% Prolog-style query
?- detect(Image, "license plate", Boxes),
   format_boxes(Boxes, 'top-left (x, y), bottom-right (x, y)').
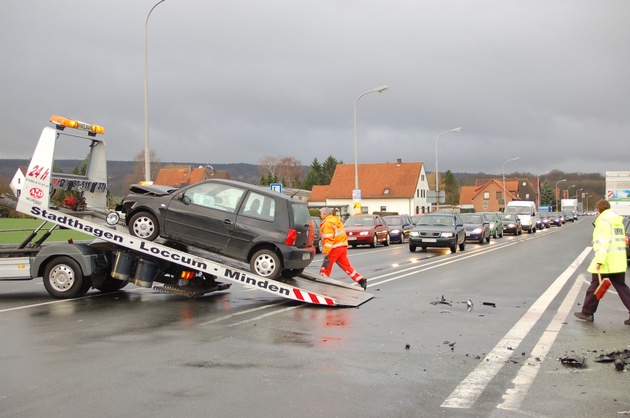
top-left (348, 236), bottom-right (356, 241)
top-left (422, 238), bottom-right (437, 243)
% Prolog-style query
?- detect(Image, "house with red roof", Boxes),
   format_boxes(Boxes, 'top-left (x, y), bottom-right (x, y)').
top-left (308, 160), bottom-right (431, 215)
top-left (459, 178), bottom-right (540, 212)
top-left (154, 166), bottom-right (229, 188)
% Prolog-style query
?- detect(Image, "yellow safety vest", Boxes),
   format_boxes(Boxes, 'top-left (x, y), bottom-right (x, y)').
top-left (587, 209), bottom-right (627, 274)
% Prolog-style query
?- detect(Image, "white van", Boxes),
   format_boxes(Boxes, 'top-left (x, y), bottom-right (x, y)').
top-left (505, 201), bottom-right (537, 233)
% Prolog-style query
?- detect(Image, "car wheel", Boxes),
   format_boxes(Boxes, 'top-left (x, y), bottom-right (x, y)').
top-left (128, 211), bottom-right (159, 241)
top-left (479, 235), bottom-right (484, 244)
top-left (409, 244), bottom-right (416, 252)
top-left (459, 241), bottom-right (466, 251)
top-left (384, 234), bottom-right (390, 246)
top-left (316, 240), bottom-right (323, 254)
top-left (370, 235), bottom-right (378, 248)
top-left (485, 233), bottom-right (491, 243)
top-left (450, 243), bottom-right (457, 253)
top-left (43, 256), bottom-right (91, 299)
top-left (250, 249), bottom-right (281, 279)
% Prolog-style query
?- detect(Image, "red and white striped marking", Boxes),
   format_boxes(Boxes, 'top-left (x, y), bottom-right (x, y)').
top-left (293, 289), bottom-right (336, 306)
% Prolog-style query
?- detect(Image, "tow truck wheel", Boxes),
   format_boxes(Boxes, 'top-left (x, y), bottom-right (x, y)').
top-left (95, 278), bottom-right (129, 293)
top-left (129, 212), bottom-right (159, 241)
top-left (43, 256), bottom-right (90, 299)
top-left (250, 249), bottom-right (281, 279)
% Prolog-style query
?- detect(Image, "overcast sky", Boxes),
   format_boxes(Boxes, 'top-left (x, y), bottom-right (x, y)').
top-left (1, 0), bottom-right (629, 177)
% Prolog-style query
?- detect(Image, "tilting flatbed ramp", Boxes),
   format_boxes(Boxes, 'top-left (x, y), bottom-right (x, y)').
top-left (186, 248), bottom-right (374, 307)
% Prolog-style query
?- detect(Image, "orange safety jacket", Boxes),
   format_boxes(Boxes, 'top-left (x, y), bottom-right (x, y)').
top-left (320, 214), bottom-right (349, 255)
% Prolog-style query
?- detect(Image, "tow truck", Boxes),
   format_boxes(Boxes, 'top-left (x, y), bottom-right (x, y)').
top-left (0, 116), bottom-right (372, 307)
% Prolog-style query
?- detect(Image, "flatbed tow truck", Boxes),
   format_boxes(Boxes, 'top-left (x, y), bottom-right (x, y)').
top-left (0, 116), bottom-right (372, 307)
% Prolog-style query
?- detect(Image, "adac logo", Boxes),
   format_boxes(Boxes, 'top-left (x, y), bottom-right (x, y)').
top-left (29, 188), bottom-right (44, 199)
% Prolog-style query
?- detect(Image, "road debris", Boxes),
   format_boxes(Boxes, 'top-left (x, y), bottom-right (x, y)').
top-left (482, 302), bottom-right (496, 307)
top-left (559, 355), bottom-right (586, 368)
top-left (431, 295), bottom-right (452, 306)
top-left (593, 349), bottom-right (630, 363)
top-left (466, 299), bottom-right (473, 312)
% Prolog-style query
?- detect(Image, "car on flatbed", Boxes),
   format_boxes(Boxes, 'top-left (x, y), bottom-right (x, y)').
top-left (117, 179), bottom-right (315, 280)
top-left (408, 212), bottom-right (466, 253)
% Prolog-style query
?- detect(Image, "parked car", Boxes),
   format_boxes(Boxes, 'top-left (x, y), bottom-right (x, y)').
top-left (481, 212), bottom-right (504, 238)
top-left (311, 216), bottom-right (323, 253)
top-left (117, 179), bottom-right (315, 280)
top-left (408, 212), bottom-right (466, 253)
top-left (383, 214), bottom-right (414, 244)
top-left (499, 213), bottom-right (522, 235)
top-left (562, 211), bottom-right (575, 223)
top-left (460, 213), bottom-right (491, 243)
top-left (344, 214), bottom-right (390, 248)
top-left (548, 212), bottom-right (563, 227)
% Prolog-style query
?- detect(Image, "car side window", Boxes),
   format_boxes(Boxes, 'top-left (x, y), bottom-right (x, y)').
top-left (186, 183), bottom-right (245, 213)
top-left (241, 192), bottom-right (275, 221)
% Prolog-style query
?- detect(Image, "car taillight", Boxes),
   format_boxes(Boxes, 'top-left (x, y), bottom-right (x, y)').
top-left (285, 228), bottom-right (298, 246)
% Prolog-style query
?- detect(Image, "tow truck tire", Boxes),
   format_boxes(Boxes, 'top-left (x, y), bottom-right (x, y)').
top-left (95, 278), bottom-right (129, 293)
top-left (128, 212), bottom-right (159, 241)
top-left (250, 249), bottom-right (281, 279)
top-left (43, 256), bottom-right (90, 299)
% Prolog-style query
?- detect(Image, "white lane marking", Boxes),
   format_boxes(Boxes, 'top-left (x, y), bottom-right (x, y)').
top-left (198, 301), bottom-right (289, 326)
top-left (441, 247), bottom-right (591, 409)
top-left (497, 270), bottom-right (586, 411)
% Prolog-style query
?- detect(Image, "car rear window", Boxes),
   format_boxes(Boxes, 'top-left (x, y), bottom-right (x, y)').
top-left (291, 202), bottom-right (311, 228)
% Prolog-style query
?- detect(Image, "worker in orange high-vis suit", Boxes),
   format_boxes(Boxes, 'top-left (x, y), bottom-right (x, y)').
top-left (318, 207), bottom-right (367, 290)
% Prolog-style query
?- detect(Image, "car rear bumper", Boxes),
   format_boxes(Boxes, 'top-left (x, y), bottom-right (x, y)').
top-left (279, 246), bottom-right (315, 269)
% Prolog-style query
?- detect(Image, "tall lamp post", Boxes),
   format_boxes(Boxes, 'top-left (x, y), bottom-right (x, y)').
top-left (555, 179), bottom-right (566, 211)
top-left (564, 184), bottom-right (576, 211)
top-left (352, 85), bottom-right (388, 214)
top-left (144, 0), bottom-right (167, 184)
top-left (574, 188), bottom-right (583, 199)
top-left (584, 194), bottom-right (590, 213)
top-left (502, 157), bottom-right (519, 211)
top-left (435, 127), bottom-right (463, 211)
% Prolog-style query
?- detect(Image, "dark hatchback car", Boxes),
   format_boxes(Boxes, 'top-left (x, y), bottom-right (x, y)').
top-left (117, 179), bottom-right (315, 280)
top-left (460, 213), bottom-right (491, 243)
top-left (344, 214), bottom-right (390, 248)
top-left (499, 213), bottom-right (522, 235)
top-left (408, 212), bottom-right (466, 253)
top-left (383, 214), bottom-right (414, 244)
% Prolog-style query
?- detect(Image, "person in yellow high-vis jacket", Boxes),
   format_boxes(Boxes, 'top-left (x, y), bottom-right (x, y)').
top-left (575, 199), bottom-right (630, 324)
top-left (318, 207), bottom-right (367, 290)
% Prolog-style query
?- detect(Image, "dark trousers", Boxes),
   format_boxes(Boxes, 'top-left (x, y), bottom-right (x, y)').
top-left (582, 272), bottom-right (630, 315)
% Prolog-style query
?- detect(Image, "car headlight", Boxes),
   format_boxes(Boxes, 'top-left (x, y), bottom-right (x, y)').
top-left (410, 231), bottom-right (419, 237)
top-left (472, 228), bottom-right (482, 234)
top-left (359, 231), bottom-right (370, 236)
top-left (106, 211), bottom-right (120, 225)
top-left (440, 232), bottom-right (454, 238)
top-left (391, 229), bottom-right (400, 234)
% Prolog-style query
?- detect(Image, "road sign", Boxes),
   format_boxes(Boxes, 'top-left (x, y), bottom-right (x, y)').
top-left (270, 183), bottom-right (283, 193)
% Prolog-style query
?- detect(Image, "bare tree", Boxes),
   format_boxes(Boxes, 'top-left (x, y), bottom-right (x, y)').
top-left (126, 149), bottom-right (161, 185)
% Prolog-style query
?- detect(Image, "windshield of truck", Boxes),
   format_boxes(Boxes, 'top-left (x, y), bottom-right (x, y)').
top-left (506, 207), bottom-right (531, 215)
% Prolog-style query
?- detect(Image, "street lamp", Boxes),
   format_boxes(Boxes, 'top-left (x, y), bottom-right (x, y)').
top-left (435, 127), bottom-right (463, 211)
top-left (584, 194), bottom-right (591, 213)
top-left (144, 0), bottom-right (167, 183)
top-left (574, 188), bottom-right (583, 199)
top-left (555, 179), bottom-right (566, 211)
top-left (352, 85), bottom-right (388, 214)
top-left (502, 157), bottom-right (519, 211)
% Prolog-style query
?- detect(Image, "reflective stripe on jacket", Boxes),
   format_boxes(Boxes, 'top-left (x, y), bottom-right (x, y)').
top-left (320, 214), bottom-right (348, 255)
top-left (587, 209), bottom-right (628, 274)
